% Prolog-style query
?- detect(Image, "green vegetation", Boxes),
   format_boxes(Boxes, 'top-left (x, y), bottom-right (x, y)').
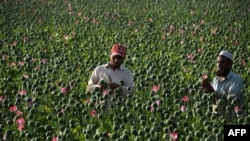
top-left (0, 0), bottom-right (250, 140)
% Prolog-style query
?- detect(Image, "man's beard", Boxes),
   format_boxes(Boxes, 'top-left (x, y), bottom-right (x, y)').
top-left (109, 62), bottom-right (121, 69)
top-left (216, 68), bottom-right (230, 77)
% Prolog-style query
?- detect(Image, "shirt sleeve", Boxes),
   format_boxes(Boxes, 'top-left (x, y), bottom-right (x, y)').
top-left (87, 67), bottom-right (100, 92)
top-left (212, 76), bottom-right (243, 99)
top-left (121, 69), bottom-right (135, 96)
top-left (227, 78), bottom-right (243, 97)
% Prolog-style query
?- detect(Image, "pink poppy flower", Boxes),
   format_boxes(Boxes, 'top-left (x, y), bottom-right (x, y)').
top-left (180, 105), bottom-right (186, 112)
top-left (52, 137), bottom-right (59, 141)
top-left (234, 106), bottom-right (239, 113)
top-left (182, 95), bottom-right (189, 102)
top-left (9, 105), bottom-right (18, 112)
top-left (151, 84), bottom-right (160, 93)
top-left (102, 89), bottom-right (109, 95)
top-left (150, 105), bottom-right (155, 112)
top-left (61, 87), bottom-right (68, 94)
top-left (16, 110), bottom-right (23, 117)
top-left (18, 124), bottom-right (25, 131)
top-left (18, 61), bottom-right (25, 66)
top-left (187, 53), bottom-right (195, 61)
top-left (41, 58), bottom-right (47, 64)
top-left (150, 100), bottom-right (161, 112)
top-left (91, 109), bottom-right (97, 117)
top-left (16, 117), bottom-right (25, 126)
top-left (170, 132), bottom-right (178, 140)
top-left (19, 90), bottom-right (27, 95)
top-left (0, 95), bottom-right (4, 101)
top-left (155, 100), bottom-right (161, 106)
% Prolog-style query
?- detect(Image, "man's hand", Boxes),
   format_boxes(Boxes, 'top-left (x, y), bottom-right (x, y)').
top-left (202, 79), bottom-right (215, 93)
top-left (108, 82), bottom-right (120, 90)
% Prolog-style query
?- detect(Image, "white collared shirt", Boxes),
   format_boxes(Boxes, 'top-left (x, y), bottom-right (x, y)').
top-left (87, 64), bottom-right (135, 95)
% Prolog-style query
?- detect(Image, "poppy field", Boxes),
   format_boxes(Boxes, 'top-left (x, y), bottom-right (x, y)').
top-left (0, 0), bottom-right (250, 140)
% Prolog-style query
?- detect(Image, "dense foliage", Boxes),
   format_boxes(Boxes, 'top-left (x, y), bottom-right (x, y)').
top-left (0, 0), bottom-right (250, 140)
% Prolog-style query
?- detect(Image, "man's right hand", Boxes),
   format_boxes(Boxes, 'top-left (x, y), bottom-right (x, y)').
top-left (202, 79), bottom-right (215, 93)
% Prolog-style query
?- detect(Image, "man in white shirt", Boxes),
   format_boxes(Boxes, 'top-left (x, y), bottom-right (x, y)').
top-left (87, 44), bottom-right (135, 96)
top-left (202, 50), bottom-right (244, 121)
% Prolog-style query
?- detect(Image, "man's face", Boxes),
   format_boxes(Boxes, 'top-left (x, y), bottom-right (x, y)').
top-left (110, 55), bottom-right (124, 68)
top-left (216, 56), bottom-right (232, 77)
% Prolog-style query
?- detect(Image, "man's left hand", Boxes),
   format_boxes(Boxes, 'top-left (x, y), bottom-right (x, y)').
top-left (108, 83), bottom-right (120, 90)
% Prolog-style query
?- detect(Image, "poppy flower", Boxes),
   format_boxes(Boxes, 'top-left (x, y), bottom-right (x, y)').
top-left (61, 87), bottom-right (68, 94)
top-left (16, 110), bottom-right (23, 117)
top-left (234, 106), bottom-right (239, 113)
top-left (18, 61), bottom-right (25, 66)
top-left (9, 105), bottom-right (17, 112)
top-left (52, 137), bottom-right (59, 141)
top-left (151, 84), bottom-right (160, 93)
top-left (16, 117), bottom-right (25, 126)
top-left (0, 95), bottom-right (4, 101)
top-left (41, 58), bottom-right (47, 64)
top-left (18, 124), bottom-right (25, 131)
top-left (19, 90), bottom-right (27, 95)
top-left (182, 95), bottom-right (189, 102)
top-left (180, 105), bottom-right (186, 112)
top-left (170, 132), bottom-right (178, 140)
top-left (102, 89), bottom-right (109, 95)
top-left (187, 53), bottom-right (195, 61)
top-left (91, 109), bottom-right (97, 117)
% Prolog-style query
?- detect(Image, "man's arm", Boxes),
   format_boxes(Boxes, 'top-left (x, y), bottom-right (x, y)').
top-left (211, 77), bottom-right (243, 99)
top-left (202, 79), bottom-right (215, 93)
top-left (120, 71), bottom-right (135, 96)
top-left (227, 78), bottom-right (243, 97)
top-left (87, 68), bottom-right (102, 92)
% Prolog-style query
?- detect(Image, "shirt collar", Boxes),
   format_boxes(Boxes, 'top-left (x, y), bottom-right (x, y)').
top-left (105, 63), bottom-right (123, 70)
top-left (215, 71), bottom-right (233, 81)
top-left (226, 71), bottom-right (233, 80)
